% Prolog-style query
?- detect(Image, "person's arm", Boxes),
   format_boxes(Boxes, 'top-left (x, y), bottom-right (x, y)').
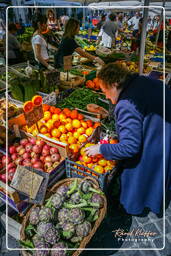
top-left (128, 17), bottom-right (133, 26)
top-left (75, 47), bottom-right (104, 65)
top-left (100, 100), bottom-right (143, 160)
top-left (85, 100), bottom-right (143, 160)
top-left (11, 36), bottom-right (20, 49)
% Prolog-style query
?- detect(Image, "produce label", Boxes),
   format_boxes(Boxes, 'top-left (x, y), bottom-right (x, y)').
top-left (24, 105), bottom-right (43, 128)
top-left (11, 165), bottom-right (43, 199)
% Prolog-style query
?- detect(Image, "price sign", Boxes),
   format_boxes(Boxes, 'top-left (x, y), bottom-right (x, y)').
top-left (23, 95), bottom-right (43, 128)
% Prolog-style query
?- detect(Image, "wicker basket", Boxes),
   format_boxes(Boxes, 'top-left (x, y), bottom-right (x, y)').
top-left (59, 76), bottom-right (85, 89)
top-left (20, 176), bottom-right (107, 256)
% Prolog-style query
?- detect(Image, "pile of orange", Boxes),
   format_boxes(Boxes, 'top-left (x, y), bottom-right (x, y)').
top-left (24, 105), bottom-right (101, 154)
top-left (75, 143), bottom-right (116, 175)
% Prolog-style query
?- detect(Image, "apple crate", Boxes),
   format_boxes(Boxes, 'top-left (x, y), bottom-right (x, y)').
top-left (65, 158), bottom-right (117, 192)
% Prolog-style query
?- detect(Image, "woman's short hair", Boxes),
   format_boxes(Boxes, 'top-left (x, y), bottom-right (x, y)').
top-left (63, 18), bottom-right (80, 38)
top-left (97, 63), bottom-right (131, 88)
top-left (109, 13), bottom-right (116, 21)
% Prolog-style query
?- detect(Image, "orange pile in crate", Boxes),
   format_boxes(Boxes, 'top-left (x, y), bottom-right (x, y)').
top-left (86, 78), bottom-right (101, 91)
top-left (75, 143), bottom-right (117, 175)
top-left (22, 105), bottom-right (101, 154)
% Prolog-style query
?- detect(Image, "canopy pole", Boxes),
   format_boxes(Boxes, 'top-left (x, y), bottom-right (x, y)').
top-left (139, 0), bottom-right (150, 75)
top-left (155, 0), bottom-right (165, 46)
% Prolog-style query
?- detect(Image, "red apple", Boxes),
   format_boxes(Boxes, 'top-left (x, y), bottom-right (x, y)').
top-left (18, 148), bottom-right (25, 156)
top-left (32, 145), bottom-right (42, 154)
top-left (50, 147), bottom-right (59, 155)
top-left (20, 138), bottom-right (28, 146)
top-left (9, 146), bottom-right (16, 154)
top-left (8, 162), bottom-right (16, 170)
top-left (22, 159), bottom-right (32, 167)
top-left (11, 153), bottom-right (18, 161)
top-left (44, 162), bottom-right (52, 169)
top-left (29, 137), bottom-right (36, 145)
top-left (31, 152), bottom-right (40, 158)
top-left (51, 153), bottom-right (60, 163)
top-left (23, 152), bottom-right (31, 159)
top-left (33, 161), bottom-right (43, 169)
top-left (15, 157), bottom-right (23, 165)
top-left (40, 156), bottom-right (45, 162)
top-left (25, 143), bottom-right (33, 152)
top-left (0, 173), bottom-right (6, 182)
top-left (36, 140), bottom-right (45, 147)
top-left (44, 156), bottom-right (52, 162)
top-left (31, 157), bottom-right (39, 164)
top-left (43, 144), bottom-right (50, 151)
top-left (16, 145), bottom-right (23, 152)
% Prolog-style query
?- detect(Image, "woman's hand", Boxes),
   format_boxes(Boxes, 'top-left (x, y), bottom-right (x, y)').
top-left (84, 144), bottom-right (101, 156)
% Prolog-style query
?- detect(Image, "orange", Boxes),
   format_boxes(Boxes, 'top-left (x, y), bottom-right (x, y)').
top-left (98, 159), bottom-right (107, 167)
top-left (51, 128), bottom-right (61, 138)
top-left (78, 114), bottom-right (84, 120)
top-left (85, 143), bottom-right (95, 148)
top-left (59, 113), bottom-right (67, 122)
top-left (86, 127), bottom-right (94, 137)
top-left (94, 165), bottom-right (104, 174)
top-left (94, 122), bottom-right (101, 129)
top-left (53, 120), bottom-right (61, 128)
top-left (58, 125), bottom-right (67, 134)
top-left (78, 135), bottom-right (87, 143)
top-left (69, 144), bottom-right (80, 153)
top-left (44, 133), bottom-right (51, 138)
top-left (70, 110), bottom-right (78, 119)
top-left (68, 136), bottom-right (77, 145)
top-left (87, 163), bottom-right (93, 169)
top-left (104, 166), bottom-right (112, 172)
top-left (65, 123), bottom-right (73, 132)
top-left (81, 121), bottom-right (88, 129)
top-left (73, 131), bottom-right (80, 139)
top-left (54, 108), bottom-right (61, 114)
top-left (40, 125), bottom-right (48, 134)
top-left (86, 120), bottom-right (93, 128)
top-left (110, 139), bottom-right (118, 144)
top-left (72, 119), bottom-right (81, 129)
top-left (46, 119), bottom-right (54, 130)
top-left (63, 108), bottom-right (71, 117)
top-left (82, 155), bottom-right (92, 164)
top-left (92, 157), bottom-right (99, 163)
top-left (66, 118), bottom-right (72, 123)
top-left (32, 129), bottom-right (38, 136)
top-left (50, 106), bottom-right (56, 114)
top-left (80, 147), bottom-right (86, 156)
top-left (52, 114), bottom-right (59, 121)
top-left (77, 127), bottom-right (85, 135)
top-left (43, 104), bottom-right (50, 112)
top-left (44, 111), bottom-right (51, 121)
top-left (60, 134), bottom-right (67, 142)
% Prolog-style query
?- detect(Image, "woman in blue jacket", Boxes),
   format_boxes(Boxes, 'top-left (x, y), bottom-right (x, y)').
top-left (85, 63), bottom-right (171, 215)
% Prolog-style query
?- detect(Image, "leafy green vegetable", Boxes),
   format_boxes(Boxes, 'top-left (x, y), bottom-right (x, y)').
top-left (19, 239), bottom-right (34, 248)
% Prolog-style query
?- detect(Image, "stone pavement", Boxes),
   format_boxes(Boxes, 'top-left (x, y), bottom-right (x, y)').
top-left (0, 191), bottom-right (170, 256)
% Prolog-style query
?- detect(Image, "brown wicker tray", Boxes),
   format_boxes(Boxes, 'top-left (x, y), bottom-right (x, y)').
top-left (20, 176), bottom-right (107, 256)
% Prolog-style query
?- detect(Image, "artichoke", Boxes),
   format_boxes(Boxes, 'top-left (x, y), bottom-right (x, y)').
top-left (39, 207), bottom-right (53, 223)
top-left (69, 208), bottom-right (85, 225)
top-left (37, 222), bottom-right (53, 237)
top-left (56, 185), bottom-right (69, 198)
top-left (79, 180), bottom-right (101, 194)
top-left (61, 222), bottom-right (75, 239)
top-left (51, 193), bottom-right (64, 209)
top-left (51, 242), bottom-right (67, 256)
top-left (58, 208), bottom-right (70, 224)
top-left (71, 236), bottom-right (83, 243)
top-left (33, 234), bottom-right (44, 247)
top-left (91, 193), bottom-right (104, 208)
top-left (76, 221), bottom-right (91, 237)
top-left (33, 240), bottom-right (49, 256)
top-left (29, 207), bottom-right (40, 225)
top-left (70, 192), bottom-right (81, 204)
top-left (44, 227), bottom-right (60, 245)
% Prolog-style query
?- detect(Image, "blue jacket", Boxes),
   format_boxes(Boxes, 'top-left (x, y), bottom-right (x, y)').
top-left (100, 75), bottom-right (171, 215)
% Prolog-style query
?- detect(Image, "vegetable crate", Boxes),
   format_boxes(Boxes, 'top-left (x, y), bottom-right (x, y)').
top-left (65, 158), bottom-right (117, 192)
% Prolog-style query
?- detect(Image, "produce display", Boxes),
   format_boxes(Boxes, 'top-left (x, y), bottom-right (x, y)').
top-left (75, 142), bottom-right (116, 175)
top-left (21, 178), bottom-right (106, 253)
top-left (0, 99), bottom-right (23, 120)
top-left (57, 88), bottom-right (108, 111)
top-left (76, 37), bottom-right (97, 51)
top-left (116, 60), bottom-right (152, 73)
top-left (22, 106), bottom-right (100, 154)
